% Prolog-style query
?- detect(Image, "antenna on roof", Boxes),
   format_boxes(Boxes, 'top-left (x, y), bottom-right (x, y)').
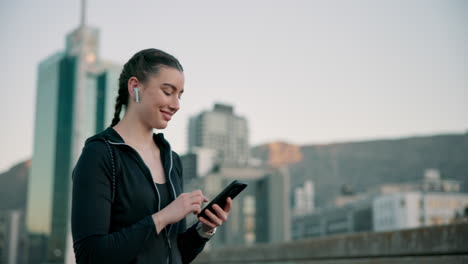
top-left (80, 0), bottom-right (86, 28)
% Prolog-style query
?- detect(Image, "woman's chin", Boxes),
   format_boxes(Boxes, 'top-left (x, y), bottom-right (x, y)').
top-left (153, 121), bottom-right (169, 130)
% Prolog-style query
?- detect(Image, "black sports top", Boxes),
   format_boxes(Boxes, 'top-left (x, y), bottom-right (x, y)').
top-left (155, 182), bottom-right (171, 210)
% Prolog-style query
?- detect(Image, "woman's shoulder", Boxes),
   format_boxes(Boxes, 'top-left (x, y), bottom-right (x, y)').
top-left (80, 127), bottom-right (121, 155)
top-left (73, 137), bottom-right (115, 183)
top-left (76, 130), bottom-right (115, 167)
top-left (170, 150), bottom-right (182, 165)
top-left (82, 140), bottom-right (109, 156)
top-left (170, 150), bottom-right (181, 159)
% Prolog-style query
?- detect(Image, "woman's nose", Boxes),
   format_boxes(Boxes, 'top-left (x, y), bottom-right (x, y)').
top-left (169, 96), bottom-right (180, 113)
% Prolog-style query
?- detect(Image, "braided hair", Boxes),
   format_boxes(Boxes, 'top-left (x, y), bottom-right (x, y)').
top-left (110, 48), bottom-right (184, 127)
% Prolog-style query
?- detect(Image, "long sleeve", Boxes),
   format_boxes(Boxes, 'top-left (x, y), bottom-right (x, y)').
top-left (177, 223), bottom-right (209, 264)
top-left (173, 153), bottom-right (210, 264)
top-left (71, 141), bottom-right (157, 263)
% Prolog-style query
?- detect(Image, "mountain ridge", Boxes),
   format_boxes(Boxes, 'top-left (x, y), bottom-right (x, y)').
top-left (251, 132), bottom-right (468, 207)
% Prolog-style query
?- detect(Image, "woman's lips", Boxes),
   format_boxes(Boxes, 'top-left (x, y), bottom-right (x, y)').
top-left (161, 110), bottom-right (173, 121)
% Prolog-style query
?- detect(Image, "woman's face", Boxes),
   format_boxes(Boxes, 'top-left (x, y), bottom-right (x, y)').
top-left (137, 66), bottom-right (184, 129)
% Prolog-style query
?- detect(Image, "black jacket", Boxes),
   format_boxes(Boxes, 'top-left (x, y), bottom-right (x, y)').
top-left (71, 127), bottom-right (209, 264)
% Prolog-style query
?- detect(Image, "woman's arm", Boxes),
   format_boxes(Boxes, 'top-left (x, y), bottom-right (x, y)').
top-left (170, 154), bottom-right (207, 263)
top-left (172, 152), bottom-right (231, 263)
top-left (71, 141), bottom-right (158, 263)
top-left (177, 221), bottom-right (210, 264)
top-left (176, 199), bottom-right (232, 264)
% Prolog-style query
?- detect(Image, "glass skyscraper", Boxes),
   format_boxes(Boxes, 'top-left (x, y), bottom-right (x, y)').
top-left (25, 24), bottom-right (120, 264)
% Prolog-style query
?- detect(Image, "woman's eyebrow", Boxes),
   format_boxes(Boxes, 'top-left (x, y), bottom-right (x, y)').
top-left (162, 83), bottom-right (184, 94)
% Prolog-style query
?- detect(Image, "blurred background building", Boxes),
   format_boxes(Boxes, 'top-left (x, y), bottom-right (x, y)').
top-left (184, 166), bottom-right (292, 248)
top-left (292, 180), bottom-right (315, 216)
top-left (23, 19), bottom-right (121, 264)
top-left (0, 158), bottom-right (30, 264)
top-left (184, 105), bottom-right (293, 247)
top-left (291, 169), bottom-right (468, 240)
top-left (180, 148), bottom-right (218, 182)
top-left (188, 103), bottom-right (249, 168)
top-left (0, 210), bottom-right (25, 264)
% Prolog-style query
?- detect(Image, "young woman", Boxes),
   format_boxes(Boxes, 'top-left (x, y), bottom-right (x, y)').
top-left (71, 48), bottom-right (231, 264)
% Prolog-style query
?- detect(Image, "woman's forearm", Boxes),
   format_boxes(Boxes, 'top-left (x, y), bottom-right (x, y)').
top-left (152, 211), bottom-right (168, 234)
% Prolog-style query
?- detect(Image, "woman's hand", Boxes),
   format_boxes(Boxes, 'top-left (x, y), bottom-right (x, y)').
top-left (198, 197), bottom-right (232, 231)
top-left (152, 190), bottom-right (207, 234)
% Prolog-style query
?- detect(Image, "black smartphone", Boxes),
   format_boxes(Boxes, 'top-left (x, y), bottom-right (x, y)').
top-left (198, 180), bottom-right (248, 219)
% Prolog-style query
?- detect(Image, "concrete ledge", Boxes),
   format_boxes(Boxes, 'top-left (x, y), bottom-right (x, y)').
top-left (193, 223), bottom-right (468, 263)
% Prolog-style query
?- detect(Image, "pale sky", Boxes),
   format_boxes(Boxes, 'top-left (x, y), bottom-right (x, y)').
top-left (1, 0), bottom-right (467, 172)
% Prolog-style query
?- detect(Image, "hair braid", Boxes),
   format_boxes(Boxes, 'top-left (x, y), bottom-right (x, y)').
top-left (110, 89), bottom-right (126, 127)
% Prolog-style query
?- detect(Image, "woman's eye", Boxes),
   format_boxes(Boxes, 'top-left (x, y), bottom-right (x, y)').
top-left (163, 91), bottom-right (171, 96)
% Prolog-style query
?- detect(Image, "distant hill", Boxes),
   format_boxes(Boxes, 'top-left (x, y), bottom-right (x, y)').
top-left (251, 132), bottom-right (468, 207)
top-left (0, 159), bottom-right (31, 210)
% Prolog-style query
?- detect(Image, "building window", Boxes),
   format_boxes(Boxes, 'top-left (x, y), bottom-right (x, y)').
top-left (243, 196), bottom-right (255, 245)
top-left (430, 216), bottom-right (444, 225)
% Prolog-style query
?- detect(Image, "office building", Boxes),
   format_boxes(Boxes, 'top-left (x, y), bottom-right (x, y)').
top-left (255, 167), bottom-right (292, 243)
top-left (293, 180), bottom-right (314, 216)
top-left (188, 103), bottom-right (249, 167)
top-left (291, 198), bottom-right (373, 240)
top-left (0, 210), bottom-right (25, 264)
top-left (292, 172), bottom-right (468, 240)
top-left (184, 166), bottom-right (291, 248)
top-left (373, 191), bottom-right (468, 231)
top-left (25, 22), bottom-right (120, 263)
top-left (180, 147), bottom-right (218, 181)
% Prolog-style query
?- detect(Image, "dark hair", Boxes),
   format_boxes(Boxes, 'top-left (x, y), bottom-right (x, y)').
top-left (110, 48), bottom-right (184, 127)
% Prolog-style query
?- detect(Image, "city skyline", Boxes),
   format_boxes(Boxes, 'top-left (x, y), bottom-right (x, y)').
top-left (1, 0), bottom-right (467, 172)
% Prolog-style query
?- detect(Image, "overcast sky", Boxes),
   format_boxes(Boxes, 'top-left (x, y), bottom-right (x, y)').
top-left (0, 0), bottom-right (467, 172)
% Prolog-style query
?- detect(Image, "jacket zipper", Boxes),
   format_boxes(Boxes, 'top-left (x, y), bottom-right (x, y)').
top-left (167, 145), bottom-right (177, 235)
top-left (107, 141), bottom-right (176, 252)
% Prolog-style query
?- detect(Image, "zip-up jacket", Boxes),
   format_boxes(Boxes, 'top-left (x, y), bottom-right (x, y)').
top-left (71, 127), bottom-right (209, 264)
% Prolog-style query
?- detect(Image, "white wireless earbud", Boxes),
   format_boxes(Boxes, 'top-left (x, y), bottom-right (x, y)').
top-left (134, 87), bottom-right (140, 103)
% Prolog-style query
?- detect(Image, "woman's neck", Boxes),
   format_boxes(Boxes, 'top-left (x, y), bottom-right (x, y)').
top-left (112, 112), bottom-right (155, 150)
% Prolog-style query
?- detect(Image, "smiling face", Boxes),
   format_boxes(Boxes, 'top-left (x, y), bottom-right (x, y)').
top-left (133, 66), bottom-right (185, 129)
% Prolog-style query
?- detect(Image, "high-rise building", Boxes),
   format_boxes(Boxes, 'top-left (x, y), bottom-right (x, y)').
top-left (24, 21), bottom-right (120, 264)
top-left (188, 103), bottom-right (249, 167)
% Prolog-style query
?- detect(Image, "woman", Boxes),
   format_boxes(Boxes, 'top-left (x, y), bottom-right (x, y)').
top-left (71, 48), bottom-right (231, 263)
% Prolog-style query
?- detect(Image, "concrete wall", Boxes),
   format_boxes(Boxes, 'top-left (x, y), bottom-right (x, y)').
top-left (193, 223), bottom-right (468, 264)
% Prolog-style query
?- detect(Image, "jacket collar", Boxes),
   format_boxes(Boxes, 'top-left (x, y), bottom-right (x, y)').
top-left (85, 127), bottom-right (172, 153)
